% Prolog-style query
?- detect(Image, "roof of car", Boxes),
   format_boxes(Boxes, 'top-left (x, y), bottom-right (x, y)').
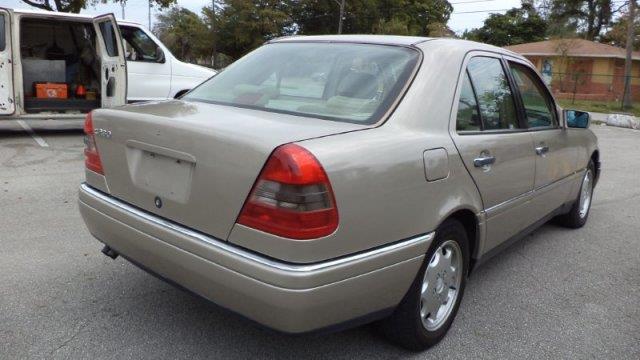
top-left (10, 8), bottom-right (142, 26)
top-left (271, 35), bottom-right (524, 56)
top-left (270, 35), bottom-right (433, 46)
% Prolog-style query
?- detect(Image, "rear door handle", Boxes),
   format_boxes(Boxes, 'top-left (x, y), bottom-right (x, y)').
top-left (473, 156), bottom-right (496, 168)
top-left (535, 146), bottom-right (549, 156)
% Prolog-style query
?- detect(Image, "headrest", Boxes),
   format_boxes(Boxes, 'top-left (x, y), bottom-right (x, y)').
top-left (336, 72), bottom-right (378, 99)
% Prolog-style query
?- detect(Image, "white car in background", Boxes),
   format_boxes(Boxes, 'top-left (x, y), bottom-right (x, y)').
top-left (0, 8), bottom-right (215, 123)
top-left (118, 21), bottom-right (215, 102)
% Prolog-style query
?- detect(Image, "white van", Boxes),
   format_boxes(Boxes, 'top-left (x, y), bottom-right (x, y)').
top-left (118, 20), bottom-right (215, 102)
top-left (0, 8), bottom-right (215, 121)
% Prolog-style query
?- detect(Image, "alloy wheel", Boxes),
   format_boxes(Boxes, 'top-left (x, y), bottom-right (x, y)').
top-left (420, 240), bottom-right (463, 331)
top-left (579, 169), bottom-right (593, 219)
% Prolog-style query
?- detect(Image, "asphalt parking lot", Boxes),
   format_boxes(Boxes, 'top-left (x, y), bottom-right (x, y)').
top-left (1, 124), bottom-right (638, 359)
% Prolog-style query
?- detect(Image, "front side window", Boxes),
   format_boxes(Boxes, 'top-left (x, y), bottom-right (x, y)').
top-left (509, 63), bottom-right (557, 128)
top-left (456, 71), bottom-right (481, 131)
top-left (120, 26), bottom-right (163, 63)
top-left (98, 21), bottom-right (118, 57)
top-left (467, 57), bottom-right (519, 130)
top-left (0, 14), bottom-right (6, 52)
top-left (184, 42), bottom-right (420, 124)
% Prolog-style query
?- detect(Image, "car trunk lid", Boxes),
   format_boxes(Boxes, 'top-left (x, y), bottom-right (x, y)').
top-left (90, 100), bottom-right (367, 240)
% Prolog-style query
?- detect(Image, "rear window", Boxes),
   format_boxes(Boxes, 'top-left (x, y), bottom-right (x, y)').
top-left (0, 15), bottom-right (5, 52)
top-left (184, 42), bottom-right (420, 124)
top-left (99, 21), bottom-right (118, 57)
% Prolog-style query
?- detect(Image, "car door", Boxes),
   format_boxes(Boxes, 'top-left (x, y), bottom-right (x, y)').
top-left (119, 25), bottom-right (171, 102)
top-left (450, 54), bottom-right (536, 253)
top-left (506, 59), bottom-right (578, 218)
top-left (0, 8), bottom-right (15, 115)
top-left (93, 14), bottom-right (127, 108)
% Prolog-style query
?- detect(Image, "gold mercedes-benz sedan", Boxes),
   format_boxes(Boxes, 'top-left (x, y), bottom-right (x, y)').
top-left (78, 35), bottom-right (599, 350)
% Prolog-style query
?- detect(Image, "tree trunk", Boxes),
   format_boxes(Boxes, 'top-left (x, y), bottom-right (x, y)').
top-left (586, 0), bottom-right (597, 40)
top-left (623, 0), bottom-right (636, 110)
top-left (338, 0), bottom-right (345, 34)
top-left (211, 0), bottom-right (216, 68)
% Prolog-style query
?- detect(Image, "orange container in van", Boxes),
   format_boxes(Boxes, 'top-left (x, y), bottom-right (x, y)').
top-left (35, 83), bottom-right (68, 99)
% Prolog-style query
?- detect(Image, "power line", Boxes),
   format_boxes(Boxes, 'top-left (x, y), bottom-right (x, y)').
top-left (451, 0), bottom-right (499, 4)
top-left (453, 8), bottom-right (511, 14)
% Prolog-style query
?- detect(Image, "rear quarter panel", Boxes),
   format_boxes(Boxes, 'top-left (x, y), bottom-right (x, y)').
top-left (228, 41), bottom-right (485, 263)
top-left (229, 124), bottom-right (483, 263)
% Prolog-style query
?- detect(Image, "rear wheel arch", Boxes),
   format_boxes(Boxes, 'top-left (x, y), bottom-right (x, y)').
top-left (437, 209), bottom-right (479, 274)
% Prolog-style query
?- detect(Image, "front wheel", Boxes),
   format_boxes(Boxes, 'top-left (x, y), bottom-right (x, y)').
top-left (556, 160), bottom-right (595, 228)
top-left (378, 219), bottom-right (469, 351)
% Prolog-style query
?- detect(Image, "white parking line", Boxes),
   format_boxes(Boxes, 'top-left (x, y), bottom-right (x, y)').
top-left (16, 120), bottom-right (49, 148)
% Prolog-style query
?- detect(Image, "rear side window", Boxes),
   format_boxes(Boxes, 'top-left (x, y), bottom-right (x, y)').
top-left (99, 21), bottom-right (118, 57)
top-left (467, 57), bottom-right (519, 130)
top-left (456, 71), bottom-right (481, 131)
top-left (509, 63), bottom-right (557, 128)
top-left (0, 15), bottom-right (6, 52)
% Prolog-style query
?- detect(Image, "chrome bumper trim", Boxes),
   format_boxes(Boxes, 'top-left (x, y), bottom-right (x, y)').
top-left (80, 183), bottom-right (434, 273)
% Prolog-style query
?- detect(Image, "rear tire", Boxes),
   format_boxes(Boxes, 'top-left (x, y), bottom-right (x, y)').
top-left (378, 219), bottom-right (469, 351)
top-left (556, 160), bottom-right (595, 229)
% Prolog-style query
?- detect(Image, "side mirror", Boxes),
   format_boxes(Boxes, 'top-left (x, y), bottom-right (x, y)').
top-left (155, 48), bottom-right (165, 63)
top-left (565, 110), bottom-right (590, 129)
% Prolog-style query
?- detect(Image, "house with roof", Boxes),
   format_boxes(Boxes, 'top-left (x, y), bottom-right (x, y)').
top-left (505, 39), bottom-right (640, 101)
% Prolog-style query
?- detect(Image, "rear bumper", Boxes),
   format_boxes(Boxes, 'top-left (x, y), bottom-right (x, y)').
top-left (78, 183), bottom-right (432, 333)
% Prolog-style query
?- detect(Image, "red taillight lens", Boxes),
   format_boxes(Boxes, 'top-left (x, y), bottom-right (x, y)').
top-left (83, 112), bottom-right (104, 175)
top-left (237, 144), bottom-right (338, 240)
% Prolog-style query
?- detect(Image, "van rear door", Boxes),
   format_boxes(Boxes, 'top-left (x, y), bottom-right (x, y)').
top-left (93, 14), bottom-right (126, 108)
top-left (0, 8), bottom-right (15, 115)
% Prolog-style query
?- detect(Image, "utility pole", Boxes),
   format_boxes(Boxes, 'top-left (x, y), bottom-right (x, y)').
top-left (121, 1), bottom-right (125, 19)
top-left (211, 0), bottom-right (216, 68)
top-left (337, 0), bottom-right (345, 34)
top-left (623, 0), bottom-right (636, 110)
top-left (148, 0), bottom-right (152, 30)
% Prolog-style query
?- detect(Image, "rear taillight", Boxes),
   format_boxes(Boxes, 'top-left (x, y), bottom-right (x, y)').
top-left (237, 144), bottom-right (338, 240)
top-left (83, 112), bottom-right (104, 175)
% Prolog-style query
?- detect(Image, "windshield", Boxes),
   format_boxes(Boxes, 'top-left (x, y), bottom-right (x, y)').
top-left (184, 42), bottom-right (420, 124)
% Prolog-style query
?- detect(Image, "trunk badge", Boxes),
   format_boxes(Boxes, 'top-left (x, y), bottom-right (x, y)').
top-left (154, 196), bottom-right (163, 208)
top-left (94, 128), bottom-right (112, 139)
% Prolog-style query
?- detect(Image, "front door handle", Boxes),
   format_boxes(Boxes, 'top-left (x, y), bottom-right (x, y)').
top-left (535, 146), bottom-right (549, 156)
top-left (473, 155), bottom-right (496, 168)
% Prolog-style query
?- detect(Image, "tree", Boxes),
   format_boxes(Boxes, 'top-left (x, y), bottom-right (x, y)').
top-left (290, 0), bottom-right (453, 36)
top-left (20, 0), bottom-right (175, 13)
top-left (463, 2), bottom-right (547, 46)
top-left (208, 0), bottom-right (294, 60)
top-left (155, 7), bottom-right (209, 62)
top-left (602, 7), bottom-right (640, 50)
top-left (544, 0), bottom-right (616, 40)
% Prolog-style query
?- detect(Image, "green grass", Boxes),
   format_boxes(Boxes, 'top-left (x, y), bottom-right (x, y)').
top-left (557, 99), bottom-right (640, 117)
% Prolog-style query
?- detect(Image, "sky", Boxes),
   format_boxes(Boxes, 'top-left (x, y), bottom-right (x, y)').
top-left (0, 0), bottom-right (523, 34)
